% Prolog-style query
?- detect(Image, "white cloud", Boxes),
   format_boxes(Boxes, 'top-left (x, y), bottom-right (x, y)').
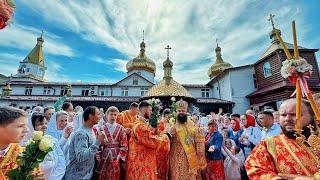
top-left (0, 53), bottom-right (24, 76)
top-left (15, 0), bottom-right (315, 83)
top-left (44, 61), bottom-right (71, 82)
top-left (91, 56), bottom-right (127, 73)
top-left (0, 24), bottom-right (74, 57)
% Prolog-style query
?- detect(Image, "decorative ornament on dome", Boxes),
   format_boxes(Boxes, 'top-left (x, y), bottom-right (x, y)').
top-left (141, 45), bottom-right (194, 100)
top-left (163, 45), bottom-right (173, 67)
top-left (268, 14), bottom-right (281, 44)
top-left (126, 30), bottom-right (156, 74)
top-left (207, 39), bottom-right (233, 79)
top-left (163, 45), bottom-right (173, 85)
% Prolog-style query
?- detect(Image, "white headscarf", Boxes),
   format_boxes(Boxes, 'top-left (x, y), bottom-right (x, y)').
top-left (19, 112), bottom-right (66, 179)
top-left (74, 105), bottom-right (83, 113)
top-left (32, 106), bottom-right (44, 114)
top-left (46, 111), bottom-right (68, 140)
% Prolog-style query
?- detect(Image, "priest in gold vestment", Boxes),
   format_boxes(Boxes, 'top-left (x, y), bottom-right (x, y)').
top-left (169, 99), bottom-right (207, 180)
top-left (245, 99), bottom-right (320, 179)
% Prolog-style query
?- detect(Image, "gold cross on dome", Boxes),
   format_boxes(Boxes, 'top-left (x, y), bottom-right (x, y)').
top-left (165, 45), bottom-right (171, 57)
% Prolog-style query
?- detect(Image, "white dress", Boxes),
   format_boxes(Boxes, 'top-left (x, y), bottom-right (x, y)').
top-left (40, 138), bottom-right (66, 180)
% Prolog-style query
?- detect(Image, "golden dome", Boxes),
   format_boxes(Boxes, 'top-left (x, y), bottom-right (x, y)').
top-left (208, 45), bottom-right (232, 78)
top-left (143, 78), bottom-right (193, 98)
top-left (126, 41), bottom-right (156, 74)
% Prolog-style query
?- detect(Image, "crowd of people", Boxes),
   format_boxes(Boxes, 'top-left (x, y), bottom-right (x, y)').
top-left (0, 97), bottom-right (320, 180)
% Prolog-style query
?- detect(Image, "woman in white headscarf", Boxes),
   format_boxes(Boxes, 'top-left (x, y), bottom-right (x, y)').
top-left (46, 111), bottom-right (74, 165)
top-left (29, 113), bottom-right (66, 180)
top-left (46, 111), bottom-right (73, 153)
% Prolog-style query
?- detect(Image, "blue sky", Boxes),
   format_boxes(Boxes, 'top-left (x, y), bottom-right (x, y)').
top-left (0, 0), bottom-right (319, 84)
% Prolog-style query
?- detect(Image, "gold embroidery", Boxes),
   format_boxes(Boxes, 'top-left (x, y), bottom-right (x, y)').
top-left (280, 135), bottom-right (311, 176)
top-left (266, 137), bottom-right (280, 173)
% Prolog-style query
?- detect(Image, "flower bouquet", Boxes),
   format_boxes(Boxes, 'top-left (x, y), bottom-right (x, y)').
top-left (280, 57), bottom-right (312, 83)
top-left (147, 98), bottom-right (162, 128)
top-left (8, 131), bottom-right (53, 180)
top-left (168, 97), bottom-right (177, 125)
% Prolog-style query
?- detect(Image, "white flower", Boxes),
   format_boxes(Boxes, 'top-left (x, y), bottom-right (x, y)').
top-left (32, 131), bottom-right (43, 141)
top-left (170, 97), bottom-right (176, 102)
top-left (26, 139), bottom-right (35, 146)
top-left (155, 99), bottom-right (161, 104)
top-left (281, 57), bottom-right (313, 79)
top-left (39, 136), bottom-right (53, 151)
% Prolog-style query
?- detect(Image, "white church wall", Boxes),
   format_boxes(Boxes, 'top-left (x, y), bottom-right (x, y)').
top-left (127, 70), bottom-right (155, 83)
top-left (11, 85), bottom-right (27, 95)
top-left (229, 66), bottom-right (255, 114)
top-left (117, 74), bottom-right (153, 87)
top-left (98, 86), bottom-right (112, 96)
top-left (211, 72), bottom-right (232, 101)
top-left (19, 63), bottom-right (45, 79)
top-left (185, 87), bottom-right (212, 98)
top-left (111, 86), bottom-right (148, 97)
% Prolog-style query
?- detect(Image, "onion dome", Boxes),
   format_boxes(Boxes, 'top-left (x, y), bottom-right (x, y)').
top-left (142, 45), bottom-right (194, 100)
top-left (208, 43), bottom-right (232, 79)
top-left (144, 78), bottom-right (193, 98)
top-left (126, 40), bottom-right (156, 74)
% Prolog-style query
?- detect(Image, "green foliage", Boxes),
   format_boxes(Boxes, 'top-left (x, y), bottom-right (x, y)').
top-left (148, 99), bottom-right (161, 128)
top-left (7, 135), bottom-right (53, 180)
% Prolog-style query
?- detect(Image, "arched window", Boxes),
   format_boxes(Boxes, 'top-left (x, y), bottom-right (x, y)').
top-left (263, 62), bottom-right (272, 78)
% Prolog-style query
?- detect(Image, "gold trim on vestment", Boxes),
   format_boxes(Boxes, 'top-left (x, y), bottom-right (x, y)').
top-left (280, 135), bottom-right (311, 176)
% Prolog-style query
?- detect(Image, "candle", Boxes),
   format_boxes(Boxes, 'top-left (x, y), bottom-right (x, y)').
top-left (296, 79), bottom-right (302, 131)
top-left (275, 30), bottom-right (292, 60)
top-left (292, 21), bottom-right (299, 59)
top-left (306, 92), bottom-right (320, 121)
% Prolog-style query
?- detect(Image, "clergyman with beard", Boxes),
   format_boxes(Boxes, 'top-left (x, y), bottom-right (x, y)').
top-left (126, 101), bottom-right (170, 179)
top-left (168, 99), bottom-right (207, 180)
top-left (245, 98), bottom-right (320, 179)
